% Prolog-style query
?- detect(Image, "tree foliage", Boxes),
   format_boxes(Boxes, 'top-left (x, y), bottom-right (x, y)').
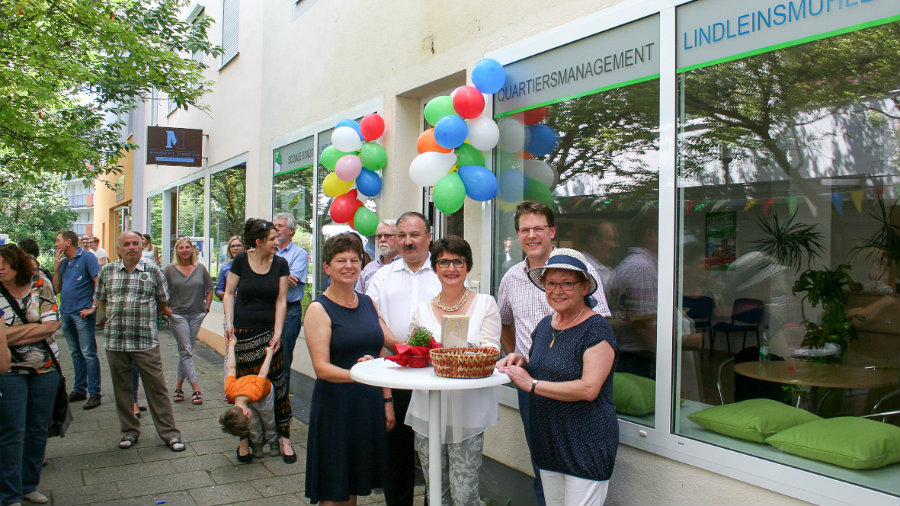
top-left (0, 0), bottom-right (222, 185)
top-left (0, 175), bottom-right (77, 253)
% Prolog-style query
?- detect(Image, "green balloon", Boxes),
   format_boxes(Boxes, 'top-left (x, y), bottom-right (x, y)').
top-left (433, 172), bottom-right (466, 214)
top-left (524, 177), bottom-right (556, 208)
top-left (353, 206), bottom-right (379, 236)
top-left (320, 145), bottom-right (348, 171)
top-left (424, 96), bottom-right (455, 127)
top-left (359, 142), bottom-right (387, 171)
top-left (455, 143), bottom-right (484, 167)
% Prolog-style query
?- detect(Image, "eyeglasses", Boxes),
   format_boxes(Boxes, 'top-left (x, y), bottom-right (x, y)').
top-left (517, 226), bottom-right (549, 235)
top-left (544, 280), bottom-right (579, 292)
top-left (436, 258), bottom-right (465, 269)
top-left (375, 233), bottom-right (395, 239)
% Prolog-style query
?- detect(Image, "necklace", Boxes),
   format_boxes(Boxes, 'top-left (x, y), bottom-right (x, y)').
top-left (326, 289), bottom-right (358, 308)
top-left (549, 306), bottom-right (587, 348)
top-left (436, 289), bottom-right (469, 312)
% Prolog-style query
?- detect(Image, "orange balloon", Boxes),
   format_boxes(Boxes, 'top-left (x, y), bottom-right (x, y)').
top-left (417, 128), bottom-right (453, 154)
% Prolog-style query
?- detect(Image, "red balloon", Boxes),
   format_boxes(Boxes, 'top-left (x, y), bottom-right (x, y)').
top-left (452, 86), bottom-right (485, 119)
top-left (417, 128), bottom-right (453, 154)
top-left (524, 106), bottom-right (548, 125)
top-left (360, 113), bottom-right (385, 141)
top-left (329, 190), bottom-right (359, 223)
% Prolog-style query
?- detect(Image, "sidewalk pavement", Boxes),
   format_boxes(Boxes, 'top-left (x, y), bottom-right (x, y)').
top-left (39, 326), bottom-right (408, 506)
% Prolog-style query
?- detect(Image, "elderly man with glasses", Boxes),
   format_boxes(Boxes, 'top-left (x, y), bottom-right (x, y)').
top-left (355, 219), bottom-right (400, 294)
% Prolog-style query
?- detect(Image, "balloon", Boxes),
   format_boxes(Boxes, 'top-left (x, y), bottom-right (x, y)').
top-left (452, 86), bottom-right (485, 119)
top-left (332, 126), bottom-right (363, 153)
top-left (359, 142), bottom-right (387, 171)
top-left (472, 58), bottom-right (506, 94)
top-left (356, 168), bottom-right (382, 197)
top-left (417, 128), bottom-right (452, 154)
top-left (466, 116), bottom-right (499, 151)
top-left (335, 154), bottom-right (363, 181)
top-left (320, 145), bottom-right (347, 171)
top-left (498, 117), bottom-right (528, 153)
top-left (424, 96), bottom-right (456, 126)
top-left (433, 172), bottom-right (466, 214)
top-left (335, 119), bottom-right (363, 140)
top-left (434, 115), bottom-right (468, 149)
top-left (526, 124), bottom-right (557, 156)
top-left (458, 165), bottom-right (498, 201)
top-left (524, 177), bottom-right (555, 208)
top-left (359, 113), bottom-right (385, 141)
top-left (352, 206), bottom-right (379, 236)
top-left (455, 143), bottom-right (484, 167)
top-left (329, 190), bottom-right (359, 223)
top-left (524, 159), bottom-right (555, 188)
top-left (498, 169), bottom-right (525, 202)
top-left (323, 172), bottom-right (353, 197)
top-left (409, 151), bottom-right (457, 187)
top-left (524, 106), bottom-right (548, 125)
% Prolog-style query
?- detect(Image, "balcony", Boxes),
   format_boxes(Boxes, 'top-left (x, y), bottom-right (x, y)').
top-left (67, 194), bottom-right (93, 208)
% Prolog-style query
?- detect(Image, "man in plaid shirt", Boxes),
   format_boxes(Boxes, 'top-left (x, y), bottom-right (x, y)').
top-left (88, 231), bottom-right (185, 452)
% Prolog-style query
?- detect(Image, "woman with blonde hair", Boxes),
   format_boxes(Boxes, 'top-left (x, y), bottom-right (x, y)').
top-left (162, 237), bottom-right (213, 405)
top-left (142, 234), bottom-right (161, 265)
top-left (215, 236), bottom-right (244, 301)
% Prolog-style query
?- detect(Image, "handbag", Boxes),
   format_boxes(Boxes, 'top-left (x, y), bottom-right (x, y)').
top-left (0, 283), bottom-right (73, 437)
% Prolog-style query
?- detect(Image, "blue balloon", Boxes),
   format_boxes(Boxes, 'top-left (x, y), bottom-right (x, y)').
top-left (355, 168), bottom-right (382, 197)
top-left (335, 119), bottom-right (363, 140)
top-left (526, 124), bottom-right (557, 156)
top-left (472, 58), bottom-right (506, 94)
top-left (498, 168), bottom-right (525, 202)
top-left (434, 115), bottom-right (468, 149)
top-left (458, 165), bottom-right (498, 201)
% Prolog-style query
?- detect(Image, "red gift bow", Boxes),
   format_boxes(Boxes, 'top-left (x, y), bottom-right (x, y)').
top-left (385, 338), bottom-right (442, 367)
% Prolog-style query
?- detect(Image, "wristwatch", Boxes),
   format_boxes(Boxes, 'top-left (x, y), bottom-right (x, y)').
top-left (531, 379), bottom-right (539, 394)
top-left (383, 397), bottom-right (393, 404)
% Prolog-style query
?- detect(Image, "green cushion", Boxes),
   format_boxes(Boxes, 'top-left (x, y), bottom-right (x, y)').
top-left (687, 398), bottom-right (821, 443)
top-left (612, 372), bottom-right (655, 416)
top-left (765, 417), bottom-right (900, 470)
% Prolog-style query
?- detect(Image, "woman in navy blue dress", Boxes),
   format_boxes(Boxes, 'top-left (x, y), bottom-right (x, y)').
top-left (498, 249), bottom-right (618, 506)
top-left (304, 233), bottom-right (398, 505)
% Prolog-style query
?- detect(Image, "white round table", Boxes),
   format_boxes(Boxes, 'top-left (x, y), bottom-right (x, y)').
top-left (350, 358), bottom-right (509, 506)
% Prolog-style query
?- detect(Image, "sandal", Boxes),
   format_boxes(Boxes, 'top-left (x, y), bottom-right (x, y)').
top-left (191, 391), bottom-right (203, 405)
top-left (119, 436), bottom-right (138, 449)
top-left (173, 389), bottom-right (184, 402)
top-left (168, 439), bottom-right (186, 452)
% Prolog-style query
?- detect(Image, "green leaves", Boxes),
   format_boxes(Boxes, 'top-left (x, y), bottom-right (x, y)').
top-left (754, 213), bottom-right (823, 272)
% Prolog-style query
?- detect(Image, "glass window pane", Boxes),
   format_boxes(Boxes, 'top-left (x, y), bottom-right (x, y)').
top-left (210, 165), bottom-right (245, 294)
top-left (675, 21), bottom-right (900, 495)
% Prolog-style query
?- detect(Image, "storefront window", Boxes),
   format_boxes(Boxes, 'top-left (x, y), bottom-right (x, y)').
top-left (493, 16), bottom-right (661, 427)
top-left (210, 165), bottom-right (245, 285)
top-left (674, 19), bottom-right (900, 495)
top-left (273, 137), bottom-right (314, 256)
top-left (176, 178), bottom-right (204, 259)
top-left (148, 193), bottom-right (163, 248)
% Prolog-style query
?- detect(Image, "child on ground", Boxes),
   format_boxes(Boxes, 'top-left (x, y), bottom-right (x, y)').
top-left (219, 338), bottom-right (279, 462)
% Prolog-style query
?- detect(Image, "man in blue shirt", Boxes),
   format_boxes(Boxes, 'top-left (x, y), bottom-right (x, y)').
top-left (52, 230), bottom-right (102, 409)
top-left (273, 212), bottom-right (309, 388)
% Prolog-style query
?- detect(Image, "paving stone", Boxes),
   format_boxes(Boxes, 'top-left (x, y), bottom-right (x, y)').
top-left (208, 462), bottom-right (273, 485)
top-left (251, 474), bottom-right (306, 497)
top-left (189, 436), bottom-right (240, 456)
top-left (189, 482), bottom-right (264, 506)
top-left (33, 469), bottom-right (82, 491)
top-left (83, 459), bottom-right (175, 484)
top-left (46, 447), bottom-right (143, 472)
top-left (261, 456), bottom-right (306, 476)
top-left (220, 493), bottom-right (308, 506)
top-left (89, 490), bottom-right (198, 506)
top-left (49, 481), bottom-right (122, 505)
top-left (169, 452), bottom-right (233, 473)
top-left (137, 442), bottom-right (199, 461)
top-left (116, 469), bottom-right (213, 498)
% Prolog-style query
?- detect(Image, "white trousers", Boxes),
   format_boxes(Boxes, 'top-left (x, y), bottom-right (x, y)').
top-left (539, 469), bottom-right (609, 506)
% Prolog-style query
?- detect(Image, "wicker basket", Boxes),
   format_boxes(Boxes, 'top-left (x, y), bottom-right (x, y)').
top-left (430, 347), bottom-right (500, 379)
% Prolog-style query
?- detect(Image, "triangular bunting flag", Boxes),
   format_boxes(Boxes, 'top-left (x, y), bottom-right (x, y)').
top-left (712, 199), bottom-right (727, 211)
top-left (832, 193), bottom-right (843, 215)
top-left (787, 196), bottom-right (798, 215)
top-left (875, 187), bottom-right (885, 199)
top-left (851, 191), bottom-right (864, 213)
top-left (743, 199), bottom-right (759, 212)
top-left (763, 198), bottom-right (775, 215)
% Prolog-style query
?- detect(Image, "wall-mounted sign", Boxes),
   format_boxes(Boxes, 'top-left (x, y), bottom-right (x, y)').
top-left (677, 0), bottom-right (899, 71)
top-left (495, 15), bottom-right (660, 116)
top-left (146, 126), bottom-right (203, 167)
top-left (274, 136), bottom-right (314, 175)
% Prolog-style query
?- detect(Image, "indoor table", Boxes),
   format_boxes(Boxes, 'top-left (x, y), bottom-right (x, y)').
top-left (350, 358), bottom-right (509, 506)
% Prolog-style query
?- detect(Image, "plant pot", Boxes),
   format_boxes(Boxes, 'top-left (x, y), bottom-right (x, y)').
top-left (407, 355), bottom-right (429, 368)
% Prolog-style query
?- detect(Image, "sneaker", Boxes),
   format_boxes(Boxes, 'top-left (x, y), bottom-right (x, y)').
top-left (83, 396), bottom-right (101, 410)
top-left (251, 444), bottom-right (264, 459)
top-left (67, 391), bottom-right (87, 402)
top-left (23, 491), bottom-right (49, 504)
top-left (269, 441), bottom-right (280, 456)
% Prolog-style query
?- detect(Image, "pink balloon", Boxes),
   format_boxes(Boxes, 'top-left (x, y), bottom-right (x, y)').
top-left (360, 113), bottom-right (385, 141)
top-left (335, 154), bottom-right (362, 181)
top-left (452, 86), bottom-right (485, 119)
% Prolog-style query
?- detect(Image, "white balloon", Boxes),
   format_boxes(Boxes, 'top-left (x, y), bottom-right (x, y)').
top-left (467, 116), bottom-right (500, 151)
top-left (408, 151), bottom-right (458, 187)
top-left (524, 159), bottom-right (555, 188)
top-left (498, 118), bottom-right (528, 153)
top-left (332, 126), bottom-right (363, 153)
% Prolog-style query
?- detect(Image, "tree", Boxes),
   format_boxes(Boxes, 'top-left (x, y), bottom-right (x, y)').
top-left (0, 0), bottom-right (222, 185)
top-left (0, 175), bottom-right (77, 253)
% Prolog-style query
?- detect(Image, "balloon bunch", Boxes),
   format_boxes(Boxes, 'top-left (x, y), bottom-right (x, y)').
top-left (495, 108), bottom-right (559, 209)
top-left (408, 59), bottom-right (507, 214)
top-left (322, 114), bottom-right (387, 236)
